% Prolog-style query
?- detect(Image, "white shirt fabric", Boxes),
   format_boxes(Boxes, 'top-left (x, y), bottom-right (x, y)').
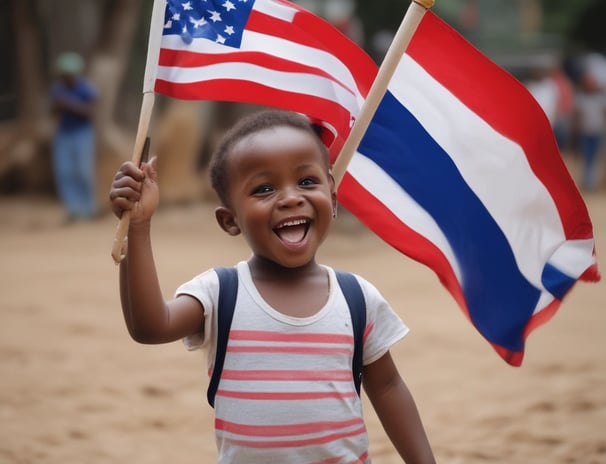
top-left (177, 261), bottom-right (409, 463)
top-left (575, 91), bottom-right (606, 135)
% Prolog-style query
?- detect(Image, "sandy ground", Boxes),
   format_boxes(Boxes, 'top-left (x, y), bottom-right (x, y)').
top-left (1, 181), bottom-right (605, 463)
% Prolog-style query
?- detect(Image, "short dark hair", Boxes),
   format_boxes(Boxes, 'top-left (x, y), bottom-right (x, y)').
top-left (209, 110), bottom-right (329, 205)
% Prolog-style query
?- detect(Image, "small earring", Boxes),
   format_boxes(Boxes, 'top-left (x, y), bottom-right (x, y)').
top-left (332, 208), bottom-right (337, 219)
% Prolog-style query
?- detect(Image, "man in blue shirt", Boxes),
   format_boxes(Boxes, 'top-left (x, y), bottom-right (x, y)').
top-left (50, 52), bottom-right (98, 221)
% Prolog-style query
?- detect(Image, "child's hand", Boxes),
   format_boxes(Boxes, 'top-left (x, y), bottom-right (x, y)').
top-left (109, 157), bottom-right (160, 224)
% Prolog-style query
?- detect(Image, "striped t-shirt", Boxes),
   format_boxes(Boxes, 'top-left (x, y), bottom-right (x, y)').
top-left (178, 261), bottom-right (409, 463)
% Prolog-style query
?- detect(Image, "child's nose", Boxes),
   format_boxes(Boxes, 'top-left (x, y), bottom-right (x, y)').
top-left (277, 186), bottom-right (304, 208)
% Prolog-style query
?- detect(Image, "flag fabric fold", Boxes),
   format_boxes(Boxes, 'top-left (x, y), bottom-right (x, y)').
top-left (156, 0), bottom-right (377, 157)
top-left (338, 11), bottom-right (600, 366)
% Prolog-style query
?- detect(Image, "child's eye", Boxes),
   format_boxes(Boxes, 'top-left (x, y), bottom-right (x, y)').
top-left (252, 184), bottom-right (273, 195)
top-left (300, 177), bottom-right (319, 187)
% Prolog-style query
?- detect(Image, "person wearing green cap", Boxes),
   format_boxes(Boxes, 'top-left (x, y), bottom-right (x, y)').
top-left (50, 52), bottom-right (98, 221)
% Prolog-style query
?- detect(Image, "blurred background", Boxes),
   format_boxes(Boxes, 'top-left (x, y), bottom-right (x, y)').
top-left (0, 0), bottom-right (605, 210)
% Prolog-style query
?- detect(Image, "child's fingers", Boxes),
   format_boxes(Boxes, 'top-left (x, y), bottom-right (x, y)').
top-left (112, 171), bottom-right (142, 190)
top-left (110, 183), bottom-right (142, 202)
top-left (117, 161), bottom-right (145, 182)
top-left (109, 181), bottom-right (141, 217)
top-left (110, 195), bottom-right (137, 218)
top-left (109, 163), bottom-right (146, 218)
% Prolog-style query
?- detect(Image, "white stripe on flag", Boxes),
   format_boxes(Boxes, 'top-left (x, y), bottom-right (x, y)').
top-left (548, 238), bottom-right (597, 277)
top-left (254, 0), bottom-right (297, 22)
top-left (160, 32), bottom-right (365, 100)
top-left (155, 61), bottom-right (360, 114)
top-left (347, 152), bottom-right (461, 281)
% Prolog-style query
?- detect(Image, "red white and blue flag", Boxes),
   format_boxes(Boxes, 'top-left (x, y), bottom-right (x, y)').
top-left (338, 11), bottom-right (600, 365)
top-left (152, 1), bottom-right (599, 365)
top-left (156, 0), bottom-right (377, 157)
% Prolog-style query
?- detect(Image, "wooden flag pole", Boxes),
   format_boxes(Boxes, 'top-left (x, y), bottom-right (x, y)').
top-left (332, 0), bottom-right (434, 187)
top-left (111, 0), bottom-right (166, 264)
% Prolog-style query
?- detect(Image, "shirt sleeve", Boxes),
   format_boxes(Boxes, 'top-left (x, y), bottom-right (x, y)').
top-left (174, 269), bottom-right (219, 351)
top-left (355, 275), bottom-right (410, 365)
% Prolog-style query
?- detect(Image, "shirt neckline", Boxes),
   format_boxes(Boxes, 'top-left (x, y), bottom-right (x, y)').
top-left (236, 261), bottom-right (337, 326)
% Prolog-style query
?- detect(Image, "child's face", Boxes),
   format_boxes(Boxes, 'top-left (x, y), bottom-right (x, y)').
top-left (219, 125), bottom-right (336, 268)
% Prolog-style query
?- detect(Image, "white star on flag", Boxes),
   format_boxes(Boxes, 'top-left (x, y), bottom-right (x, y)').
top-left (223, 1), bottom-right (236, 11)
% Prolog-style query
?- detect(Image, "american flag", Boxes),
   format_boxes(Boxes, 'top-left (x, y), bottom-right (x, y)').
top-left (156, 0), bottom-right (377, 157)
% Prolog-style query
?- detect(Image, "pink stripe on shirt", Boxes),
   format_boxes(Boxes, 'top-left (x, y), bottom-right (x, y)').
top-left (220, 369), bottom-right (353, 381)
top-left (227, 345), bottom-right (352, 355)
top-left (216, 417), bottom-right (364, 436)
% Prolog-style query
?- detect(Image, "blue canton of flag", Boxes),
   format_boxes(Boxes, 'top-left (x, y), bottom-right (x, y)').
top-left (164, 0), bottom-right (255, 47)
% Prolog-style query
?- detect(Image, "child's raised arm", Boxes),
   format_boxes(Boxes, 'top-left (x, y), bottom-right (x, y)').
top-left (109, 159), bottom-right (204, 344)
top-left (363, 351), bottom-right (436, 464)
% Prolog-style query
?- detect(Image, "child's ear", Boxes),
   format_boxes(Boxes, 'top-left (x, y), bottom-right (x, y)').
top-left (215, 206), bottom-right (241, 236)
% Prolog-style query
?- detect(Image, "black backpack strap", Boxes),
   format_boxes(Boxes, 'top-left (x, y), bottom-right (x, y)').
top-left (335, 271), bottom-right (366, 396)
top-left (207, 266), bottom-right (238, 408)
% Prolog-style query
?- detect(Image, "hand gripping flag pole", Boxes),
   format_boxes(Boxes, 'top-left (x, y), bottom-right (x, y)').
top-left (332, 0), bottom-right (435, 187)
top-left (111, 0), bottom-right (166, 264)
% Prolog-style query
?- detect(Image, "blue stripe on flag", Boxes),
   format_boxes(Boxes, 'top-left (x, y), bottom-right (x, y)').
top-left (541, 263), bottom-right (576, 300)
top-left (359, 91), bottom-right (541, 351)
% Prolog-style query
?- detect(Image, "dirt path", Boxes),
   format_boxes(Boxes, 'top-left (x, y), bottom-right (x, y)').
top-left (1, 190), bottom-right (604, 463)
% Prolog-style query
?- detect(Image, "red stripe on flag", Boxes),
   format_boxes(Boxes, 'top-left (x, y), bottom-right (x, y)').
top-left (158, 48), bottom-right (359, 95)
top-left (154, 78), bottom-right (352, 154)
top-left (246, 8), bottom-right (376, 96)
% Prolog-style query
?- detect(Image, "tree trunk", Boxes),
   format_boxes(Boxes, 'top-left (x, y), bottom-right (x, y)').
top-left (89, 0), bottom-right (143, 130)
top-left (86, 0), bottom-right (146, 211)
top-left (0, 0), bottom-right (53, 193)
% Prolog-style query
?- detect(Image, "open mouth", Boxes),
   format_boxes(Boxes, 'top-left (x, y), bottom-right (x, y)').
top-left (273, 218), bottom-right (310, 244)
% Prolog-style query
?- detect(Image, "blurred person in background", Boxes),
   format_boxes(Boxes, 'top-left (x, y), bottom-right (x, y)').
top-left (525, 63), bottom-right (558, 128)
top-left (551, 64), bottom-right (575, 153)
top-left (573, 71), bottom-right (606, 192)
top-left (50, 52), bottom-right (98, 222)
